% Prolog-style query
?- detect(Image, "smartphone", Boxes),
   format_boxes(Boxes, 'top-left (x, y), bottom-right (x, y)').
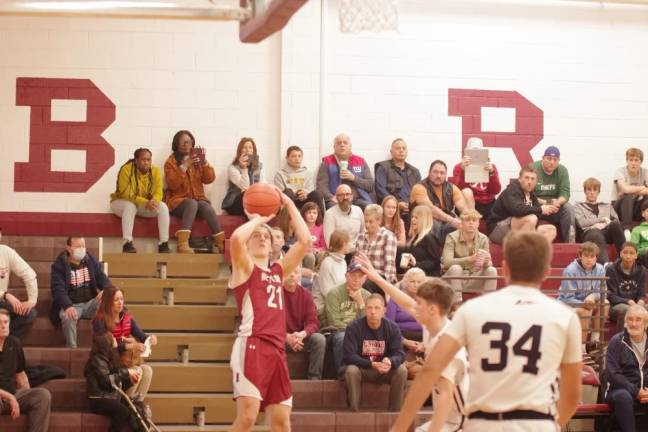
top-left (190, 146), bottom-right (206, 163)
top-left (248, 154), bottom-right (259, 166)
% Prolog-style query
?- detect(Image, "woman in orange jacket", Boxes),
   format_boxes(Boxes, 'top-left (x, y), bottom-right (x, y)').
top-left (164, 130), bottom-right (224, 253)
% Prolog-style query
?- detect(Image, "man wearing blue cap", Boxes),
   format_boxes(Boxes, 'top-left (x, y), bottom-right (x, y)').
top-left (533, 146), bottom-right (576, 242)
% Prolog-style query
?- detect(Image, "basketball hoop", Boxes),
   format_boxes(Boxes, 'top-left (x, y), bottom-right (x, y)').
top-left (339, 0), bottom-right (399, 34)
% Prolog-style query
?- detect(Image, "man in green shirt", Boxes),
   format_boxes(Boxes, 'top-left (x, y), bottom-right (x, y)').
top-left (533, 146), bottom-right (575, 242)
top-left (324, 261), bottom-right (371, 374)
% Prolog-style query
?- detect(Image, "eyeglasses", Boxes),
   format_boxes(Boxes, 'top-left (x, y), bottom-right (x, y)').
top-left (336, 193), bottom-right (353, 197)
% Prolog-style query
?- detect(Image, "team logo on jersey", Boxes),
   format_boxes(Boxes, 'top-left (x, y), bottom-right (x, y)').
top-left (261, 273), bottom-right (281, 284)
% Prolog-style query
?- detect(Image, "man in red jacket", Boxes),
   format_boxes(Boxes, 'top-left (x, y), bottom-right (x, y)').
top-left (284, 264), bottom-right (325, 380)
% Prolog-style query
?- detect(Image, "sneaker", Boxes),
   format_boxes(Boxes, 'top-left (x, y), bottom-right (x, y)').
top-left (158, 242), bottom-right (171, 253)
top-left (122, 241), bottom-right (137, 253)
top-left (625, 229), bottom-right (632, 241)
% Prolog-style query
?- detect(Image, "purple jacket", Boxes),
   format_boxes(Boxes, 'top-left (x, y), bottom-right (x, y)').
top-left (385, 299), bottom-right (421, 333)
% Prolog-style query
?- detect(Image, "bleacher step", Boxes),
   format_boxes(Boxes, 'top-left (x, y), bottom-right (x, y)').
top-left (113, 277), bottom-right (228, 304)
top-left (128, 305), bottom-right (237, 332)
top-left (148, 362), bottom-right (232, 392)
top-left (151, 333), bottom-right (235, 361)
top-left (104, 253), bottom-right (223, 278)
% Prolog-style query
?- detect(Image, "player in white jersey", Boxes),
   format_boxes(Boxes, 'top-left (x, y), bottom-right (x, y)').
top-left (390, 231), bottom-right (583, 432)
top-left (356, 253), bottom-right (468, 432)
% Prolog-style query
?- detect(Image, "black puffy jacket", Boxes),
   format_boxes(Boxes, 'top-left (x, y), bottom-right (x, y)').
top-left (84, 353), bottom-right (131, 400)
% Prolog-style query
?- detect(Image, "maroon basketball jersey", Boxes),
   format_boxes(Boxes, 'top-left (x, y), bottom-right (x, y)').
top-left (232, 262), bottom-right (286, 349)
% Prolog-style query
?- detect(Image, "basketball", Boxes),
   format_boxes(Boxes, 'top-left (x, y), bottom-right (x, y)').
top-left (243, 183), bottom-right (282, 217)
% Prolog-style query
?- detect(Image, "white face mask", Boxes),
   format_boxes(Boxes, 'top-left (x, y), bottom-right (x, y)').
top-left (72, 247), bottom-right (86, 261)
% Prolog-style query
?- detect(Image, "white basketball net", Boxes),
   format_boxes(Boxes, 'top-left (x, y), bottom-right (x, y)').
top-left (339, 0), bottom-right (399, 33)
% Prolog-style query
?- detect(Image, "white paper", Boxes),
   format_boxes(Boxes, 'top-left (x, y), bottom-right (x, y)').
top-left (141, 337), bottom-right (152, 358)
top-left (464, 148), bottom-right (489, 183)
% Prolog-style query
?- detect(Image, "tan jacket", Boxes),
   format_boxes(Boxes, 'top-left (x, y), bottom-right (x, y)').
top-left (442, 229), bottom-right (490, 270)
top-left (164, 154), bottom-right (215, 211)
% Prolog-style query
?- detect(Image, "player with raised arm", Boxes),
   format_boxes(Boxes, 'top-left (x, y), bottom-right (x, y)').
top-left (390, 231), bottom-right (583, 432)
top-left (355, 253), bottom-right (467, 432)
top-left (229, 191), bottom-right (311, 432)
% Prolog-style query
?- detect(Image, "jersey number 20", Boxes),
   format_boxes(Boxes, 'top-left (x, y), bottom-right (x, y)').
top-left (481, 322), bottom-right (542, 375)
top-left (266, 284), bottom-right (283, 310)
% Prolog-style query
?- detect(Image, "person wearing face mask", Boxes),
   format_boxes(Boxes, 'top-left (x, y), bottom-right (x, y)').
top-left (50, 237), bottom-right (111, 348)
top-left (0, 230), bottom-right (38, 339)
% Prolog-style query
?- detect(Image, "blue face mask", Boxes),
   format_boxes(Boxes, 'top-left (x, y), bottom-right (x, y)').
top-left (72, 247), bottom-right (86, 261)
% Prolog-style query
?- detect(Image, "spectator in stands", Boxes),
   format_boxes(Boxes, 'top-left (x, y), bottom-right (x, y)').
top-left (487, 163), bottom-right (557, 244)
top-left (374, 138), bottom-right (421, 220)
top-left (613, 148), bottom-right (648, 240)
top-left (322, 184), bottom-right (365, 250)
top-left (296, 202), bottom-right (324, 277)
top-left (398, 205), bottom-right (441, 277)
top-left (50, 236), bottom-right (111, 348)
top-left (316, 133), bottom-right (374, 209)
top-left (607, 242), bottom-right (646, 333)
top-left (269, 228), bottom-right (285, 264)
top-left (93, 287), bottom-right (156, 400)
top-left (558, 242), bottom-right (608, 354)
top-left (385, 268), bottom-right (426, 354)
top-left (325, 262), bottom-right (372, 374)
top-left (442, 209), bottom-right (497, 304)
top-left (165, 130), bottom-right (225, 254)
top-left (110, 148), bottom-right (170, 254)
top-left (342, 294), bottom-right (407, 412)
top-left (533, 146), bottom-right (576, 242)
top-left (283, 265), bottom-right (326, 380)
top-left (605, 304), bottom-right (648, 432)
top-left (85, 331), bottom-right (143, 432)
top-left (274, 145), bottom-right (324, 214)
top-left (631, 200), bottom-right (648, 267)
top-left (0, 242), bottom-right (37, 338)
top-left (222, 137), bottom-right (265, 217)
top-left (451, 137), bottom-right (501, 219)
top-left (0, 309), bottom-right (51, 432)
top-left (312, 230), bottom-right (349, 318)
top-left (410, 160), bottom-right (467, 242)
top-left (575, 177), bottom-right (624, 264)
top-left (301, 202), bottom-right (326, 254)
top-left (356, 204), bottom-right (398, 295)
top-left (381, 195), bottom-right (406, 246)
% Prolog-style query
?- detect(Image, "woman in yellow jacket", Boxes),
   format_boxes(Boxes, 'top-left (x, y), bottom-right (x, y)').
top-left (110, 148), bottom-right (171, 253)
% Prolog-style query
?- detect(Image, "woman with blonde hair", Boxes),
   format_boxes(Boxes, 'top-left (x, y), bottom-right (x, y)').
top-left (398, 205), bottom-right (441, 276)
top-left (381, 195), bottom-right (406, 246)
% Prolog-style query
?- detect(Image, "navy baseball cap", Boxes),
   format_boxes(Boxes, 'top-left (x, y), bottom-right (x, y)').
top-left (543, 146), bottom-right (560, 158)
top-left (347, 261), bottom-right (363, 273)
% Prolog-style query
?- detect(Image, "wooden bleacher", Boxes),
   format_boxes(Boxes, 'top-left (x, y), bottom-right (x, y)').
top-left (1, 224), bottom-right (625, 431)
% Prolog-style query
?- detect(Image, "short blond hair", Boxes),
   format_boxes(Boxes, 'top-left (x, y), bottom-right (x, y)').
top-left (460, 209), bottom-right (482, 221)
top-left (364, 204), bottom-right (383, 220)
top-left (402, 267), bottom-right (426, 283)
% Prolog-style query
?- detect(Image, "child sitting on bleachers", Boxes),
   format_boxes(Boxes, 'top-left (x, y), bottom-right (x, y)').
top-left (630, 199), bottom-right (648, 267)
top-left (558, 242), bottom-right (608, 354)
top-left (607, 242), bottom-right (646, 333)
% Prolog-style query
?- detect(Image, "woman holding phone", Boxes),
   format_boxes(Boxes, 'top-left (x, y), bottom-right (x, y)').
top-left (221, 137), bottom-right (265, 216)
top-left (164, 129), bottom-right (225, 254)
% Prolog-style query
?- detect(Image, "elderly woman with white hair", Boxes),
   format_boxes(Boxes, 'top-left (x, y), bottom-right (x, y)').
top-left (605, 304), bottom-right (648, 432)
top-left (451, 137), bottom-right (502, 219)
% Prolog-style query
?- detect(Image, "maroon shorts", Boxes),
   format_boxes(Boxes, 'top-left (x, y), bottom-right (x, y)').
top-left (230, 336), bottom-right (292, 410)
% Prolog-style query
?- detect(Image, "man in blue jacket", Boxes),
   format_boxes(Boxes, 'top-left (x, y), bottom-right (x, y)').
top-left (342, 293), bottom-right (406, 411)
top-left (50, 237), bottom-right (111, 347)
top-left (606, 304), bottom-right (648, 432)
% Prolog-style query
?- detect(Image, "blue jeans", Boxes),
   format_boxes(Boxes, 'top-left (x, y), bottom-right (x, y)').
top-left (606, 388), bottom-right (648, 432)
top-left (327, 331), bottom-right (346, 376)
top-left (0, 300), bottom-right (37, 339)
top-left (58, 297), bottom-right (100, 348)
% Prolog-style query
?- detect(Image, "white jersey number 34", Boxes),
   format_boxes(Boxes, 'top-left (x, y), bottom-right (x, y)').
top-left (481, 322), bottom-right (542, 375)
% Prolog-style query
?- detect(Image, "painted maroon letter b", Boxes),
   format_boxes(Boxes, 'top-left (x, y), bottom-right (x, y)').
top-left (14, 78), bottom-right (115, 192)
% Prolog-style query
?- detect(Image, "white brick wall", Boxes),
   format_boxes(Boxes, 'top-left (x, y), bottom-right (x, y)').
top-left (3, 0), bottom-right (648, 214)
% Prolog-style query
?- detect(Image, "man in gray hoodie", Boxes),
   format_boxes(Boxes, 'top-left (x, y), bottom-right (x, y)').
top-left (274, 145), bottom-right (324, 213)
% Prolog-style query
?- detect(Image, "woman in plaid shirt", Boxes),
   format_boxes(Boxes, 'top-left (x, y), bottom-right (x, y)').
top-left (356, 205), bottom-right (398, 296)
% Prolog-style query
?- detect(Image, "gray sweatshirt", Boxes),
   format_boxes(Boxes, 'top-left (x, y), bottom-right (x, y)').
top-left (273, 163), bottom-right (315, 193)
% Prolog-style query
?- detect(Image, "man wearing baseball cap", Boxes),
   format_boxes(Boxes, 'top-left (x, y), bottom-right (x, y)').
top-left (323, 260), bottom-right (372, 374)
top-left (533, 146), bottom-right (576, 242)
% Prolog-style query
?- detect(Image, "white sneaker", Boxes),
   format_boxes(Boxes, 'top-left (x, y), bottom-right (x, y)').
top-left (624, 229), bottom-right (632, 241)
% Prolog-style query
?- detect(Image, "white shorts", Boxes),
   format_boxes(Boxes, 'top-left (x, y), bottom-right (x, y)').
top-left (230, 336), bottom-right (292, 409)
top-left (464, 419), bottom-right (559, 432)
